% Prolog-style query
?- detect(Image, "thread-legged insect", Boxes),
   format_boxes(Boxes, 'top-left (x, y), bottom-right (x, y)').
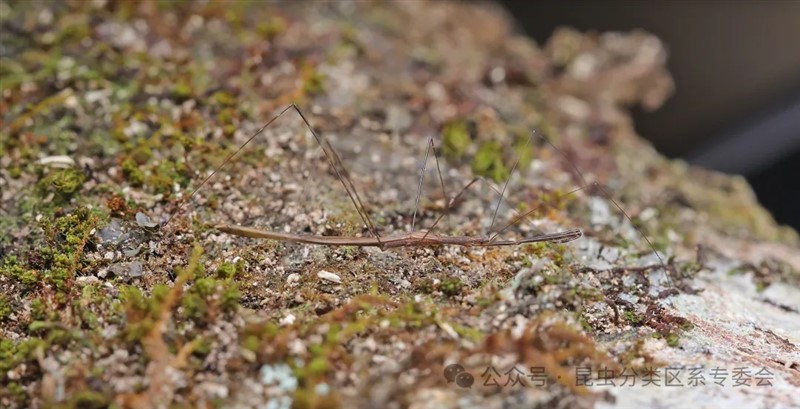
top-left (163, 104), bottom-right (671, 284)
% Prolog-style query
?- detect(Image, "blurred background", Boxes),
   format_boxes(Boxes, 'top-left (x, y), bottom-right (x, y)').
top-left (499, 0), bottom-right (800, 230)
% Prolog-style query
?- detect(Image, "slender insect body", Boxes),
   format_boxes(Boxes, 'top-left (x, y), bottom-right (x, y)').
top-left (214, 224), bottom-right (583, 250)
top-left (169, 103), bottom-right (671, 287)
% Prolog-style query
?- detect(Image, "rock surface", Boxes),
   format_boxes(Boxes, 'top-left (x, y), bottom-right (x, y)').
top-left (0, 1), bottom-right (797, 408)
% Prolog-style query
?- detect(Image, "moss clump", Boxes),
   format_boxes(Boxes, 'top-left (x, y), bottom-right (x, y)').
top-left (302, 66), bottom-right (326, 96)
top-left (5, 382), bottom-right (27, 404)
top-left (0, 338), bottom-right (45, 383)
top-left (181, 278), bottom-right (241, 323)
top-left (215, 261), bottom-right (241, 280)
top-left (442, 120), bottom-right (471, 160)
top-left (653, 331), bottom-right (681, 348)
top-left (172, 81), bottom-right (193, 100)
top-left (35, 207), bottom-right (100, 295)
top-left (120, 284), bottom-right (169, 342)
top-left (137, 160), bottom-right (191, 196)
top-left (30, 298), bottom-right (47, 321)
top-left (211, 90), bottom-right (238, 107)
top-left (241, 335), bottom-right (260, 353)
top-left (524, 242), bottom-right (568, 267)
top-left (306, 356), bottom-right (330, 377)
top-left (623, 310), bottom-right (644, 326)
top-left (121, 158), bottom-right (145, 187)
top-left (472, 140), bottom-right (509, 183)
top-left (37, 167), bottom-right (86, 198)
top-left (439, 278), bottom-right (463, 297)
top-left (0, 256), bottom-right (39, 289)
top-left (62, 391), bottom-right (110, 409)
top-left (256, 16), bottom-right (286, 39)
top-left (0, 295), bottom-right (11, 321)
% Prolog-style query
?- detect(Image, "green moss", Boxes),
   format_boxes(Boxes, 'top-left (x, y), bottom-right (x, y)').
top-left (0, 295), bottom-right (11, 321)
top-left (0, 338), bottom-right (45, 380)
top-left (192, 338), bottom-right (212, 357)
top-left (211, 90), bottom-right (238, 107)
top-left (439, 277), bottom-right (463, 297)
top-left (652, 330), bottom-right (681, 347)
top-left (30, 298), bottom-right (47, 321)
top-left (36, 207), bottom-right (100, 295)
top-left (120, 284), bottom-right (169, 342)
top-left (122, 158), bottom-right (145, 187)
top-left (181, 278), bottom-right (241, 322)
top-left (37, 167), bottom-right (86, 198)
top-left (242, 335), bottom-right (260, 353)
top-left (9, 166), bottom-right (22, 178)
top-left (51, 390), bottom-right (110, 409)
top-left (442, 120), bottom-right (471, 160)
top-left (302, 67), bottom-right (326, 96)
top-left (129, 144), bottom-right (153, 165)
top-left (137, 159), bottom-right (191, 196)
top-left (256, 16), bottom-right (286, 39)
top-left (449, 322), bottom-right (485, 342)
top-left (221, 284), bottom-right (241, 312)
top-left (172, 81), bottom-right (193, 100)
top-left (180, 293), bottom-right (204, 321)
top-left (45, 267), bottom-right (71, 292)
top-left (223, 124), bottom-right (237, 137)
top-left (665, 332), bottom-right (680, 347)
top-left (578, 314), bottom-right (592, 332)
top-left (215, 261), bottom-right (241, 280)
top-left (0, 256), bottom-right (39, 289)
top-left (306, 356), bottom-right (329, 377)
top-left (471, 140), bottom-right (509, 183)
top-left (5, 382), bottom-right (27, 403)
top-left (623, 311), bottom-right (644, 326)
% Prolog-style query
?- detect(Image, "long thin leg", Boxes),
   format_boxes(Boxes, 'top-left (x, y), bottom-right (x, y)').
top-left (166, 104), bottom-right (382, 243)
top-left (530, 132), bottom-right (672, 285)
top-left (165, 104), bottom-right (297, 227)
top-left (408, 138), bottom-right (450, 232)
top-left (431, 140), bottom-right (450, 233)
top-left (489, 184), bottom-right (589, 239)
top-left (291, 105), bottom-right (381, 241)
top-left (411, 137), bottom-right (436, 231)
top-left (421, 173), bottom-right (581, 244)
top-left (421, 176), bottom-right (510, 239)
top-left (487, 133), bottom-right (533, 233)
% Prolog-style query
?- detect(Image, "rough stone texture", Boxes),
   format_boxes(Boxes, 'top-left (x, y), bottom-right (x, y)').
top-left (1, 1), bottom-right (798, 408)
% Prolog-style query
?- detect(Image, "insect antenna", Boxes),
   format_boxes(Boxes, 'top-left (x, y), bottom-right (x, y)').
top-left (518, 130), bottom-right (674, 286)
top-left (163, 104), bottom-right (296, 227)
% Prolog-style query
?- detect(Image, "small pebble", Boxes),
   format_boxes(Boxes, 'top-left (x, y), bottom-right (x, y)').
top-left (317, 270), bottom-right (341, 284)
top-left (279, 314), bottom-right (296, 326)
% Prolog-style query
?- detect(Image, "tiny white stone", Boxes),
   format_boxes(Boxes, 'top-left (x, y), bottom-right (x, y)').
top-left (279, 313), bottom-right (296, 326)
top-left (76, 276), bottom-right (100, 285)
top-left (38, 155), bottom-right (76, 168)
top-left (438, 322), bottom-right (459, 340)
top-left (317, 270), bottom-right (341, 284)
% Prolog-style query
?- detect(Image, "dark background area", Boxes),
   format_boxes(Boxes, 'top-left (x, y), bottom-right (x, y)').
top-left (498, 0), bottom-right (800, 231)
